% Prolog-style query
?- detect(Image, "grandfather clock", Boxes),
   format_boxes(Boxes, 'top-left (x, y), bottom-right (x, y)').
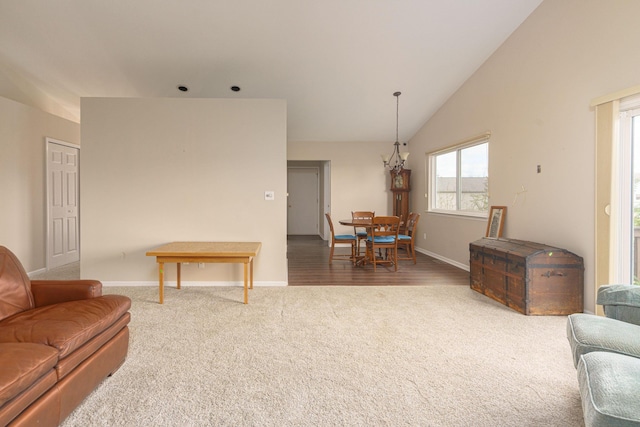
top-left (390, 169), bottom-right (411, 227)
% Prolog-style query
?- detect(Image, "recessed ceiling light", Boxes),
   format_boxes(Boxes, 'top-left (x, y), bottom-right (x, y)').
top-left (177, 85), bottom-right (189, 92)
top-left (231, 86), bottom-right (241, 92)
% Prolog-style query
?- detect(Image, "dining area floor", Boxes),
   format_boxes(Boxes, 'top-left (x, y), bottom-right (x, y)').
top-left (35, 237), bottom-right (471, 287)
top-left (287, 235), bottom-right (470, 286)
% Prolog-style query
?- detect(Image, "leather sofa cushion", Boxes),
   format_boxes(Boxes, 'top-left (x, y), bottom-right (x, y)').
top-left (0, 247), bottom-right (34, 322)
top-left (0, 295), bottom-right (131, 358)
top-left (0, 343), bottom-right (58, 406)
top-left (56, 313), bottom-right (130, 380)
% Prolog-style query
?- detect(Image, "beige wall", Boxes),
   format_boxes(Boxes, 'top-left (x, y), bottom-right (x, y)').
top-left (409, 0), bottom-right (640, 312)
top-left (0, 96), bottom-right (80, 271)
top-left (288, 140), bottom-right (400, 230)
top-left (81, 97), bottom-right (287, 285)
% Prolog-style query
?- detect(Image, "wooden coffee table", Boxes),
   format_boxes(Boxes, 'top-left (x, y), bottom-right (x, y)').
top-left (146, 242), bottom-right (261, 304)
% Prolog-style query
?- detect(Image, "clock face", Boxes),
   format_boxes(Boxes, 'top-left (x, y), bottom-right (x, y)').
top-left (390, 169), bottom-right (410, 191)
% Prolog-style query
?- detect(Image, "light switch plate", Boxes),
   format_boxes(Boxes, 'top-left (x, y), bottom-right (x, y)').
top-left (264, 191), bottom-right (275, 201)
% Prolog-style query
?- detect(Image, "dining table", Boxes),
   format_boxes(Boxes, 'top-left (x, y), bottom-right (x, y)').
top-left (339, 217), bottom-right (404, 231)
top-left (338, 218), bottom-right (373, 228)
top-left (338, 218), bottom-right (373, 265)
top-left (339, 216), bottom-right (405, 268)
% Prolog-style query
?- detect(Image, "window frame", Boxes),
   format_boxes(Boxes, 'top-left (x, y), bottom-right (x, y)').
top-left (426, 134), bottom-right (490, 218)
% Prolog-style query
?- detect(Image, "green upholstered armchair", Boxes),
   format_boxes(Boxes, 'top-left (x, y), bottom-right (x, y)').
top-left (567, 284), bottom-right (640, 427)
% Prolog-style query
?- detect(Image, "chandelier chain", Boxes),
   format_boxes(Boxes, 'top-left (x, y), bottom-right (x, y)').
top-left (382, 91), bottom-right (408, 172)
top-left (396, 93), bottom-right (399, 143)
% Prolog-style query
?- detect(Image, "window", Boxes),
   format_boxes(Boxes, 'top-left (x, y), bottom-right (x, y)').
top-left (428, 136), bottom-right (489, 216)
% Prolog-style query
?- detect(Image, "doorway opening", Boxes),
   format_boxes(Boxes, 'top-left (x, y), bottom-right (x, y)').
top-left (287, 160), bottom-right (330, 239)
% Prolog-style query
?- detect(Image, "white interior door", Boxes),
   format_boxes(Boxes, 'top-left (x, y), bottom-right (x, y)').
top-left (287, 167), bottom-right (319, 235)
top-left (47, 138), bottom-right (80, 268)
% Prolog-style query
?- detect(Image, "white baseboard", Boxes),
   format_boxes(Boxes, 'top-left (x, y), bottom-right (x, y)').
top-left (415, 247), bottom-right (470, 272)
top-left (102, 281), bottom-right (287, 287)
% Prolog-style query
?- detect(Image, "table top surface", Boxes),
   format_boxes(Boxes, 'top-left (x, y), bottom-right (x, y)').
top-left (339, 219), bottom-right (372, 226)
top-left (146, 241), bottom-right (261, 257)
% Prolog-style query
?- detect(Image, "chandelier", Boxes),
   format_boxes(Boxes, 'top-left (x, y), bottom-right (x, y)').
top-left (381, 91), bottom-right (409, 172)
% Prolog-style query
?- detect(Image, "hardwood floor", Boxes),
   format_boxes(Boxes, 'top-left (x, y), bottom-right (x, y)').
top-left (287, 235), bottom-right (470, 286)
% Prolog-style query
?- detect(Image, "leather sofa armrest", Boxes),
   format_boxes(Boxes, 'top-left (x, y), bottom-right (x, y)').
top-left (30, 280), bottom-right (103, 307)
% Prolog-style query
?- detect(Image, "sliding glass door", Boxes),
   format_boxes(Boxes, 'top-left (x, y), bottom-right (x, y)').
top-left (618, 103), bottom-right (640, 284)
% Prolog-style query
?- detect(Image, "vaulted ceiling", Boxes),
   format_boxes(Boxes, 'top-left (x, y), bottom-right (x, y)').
top-left (0, 0), bottom-right (542, 142)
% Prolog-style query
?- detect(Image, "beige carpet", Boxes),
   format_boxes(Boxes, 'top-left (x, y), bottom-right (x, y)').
top-left (61, 285), bottom-right (583, 426)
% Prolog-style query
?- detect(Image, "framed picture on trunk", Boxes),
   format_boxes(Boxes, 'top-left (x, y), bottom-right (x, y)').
top-left (486, 206), bottom-right (506, 238)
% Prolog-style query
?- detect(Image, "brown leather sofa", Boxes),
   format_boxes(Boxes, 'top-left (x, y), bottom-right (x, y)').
top-left (0, 246), bottom-right (131, 426)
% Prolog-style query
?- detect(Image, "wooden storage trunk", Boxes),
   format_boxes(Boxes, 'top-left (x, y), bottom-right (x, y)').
top-left (469, 237), bottom-right (584, 315)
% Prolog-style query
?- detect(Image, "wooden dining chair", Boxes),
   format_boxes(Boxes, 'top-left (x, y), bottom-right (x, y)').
top-left (365, 216), bottom-right (400, 271)
top-left (325, 213), bottom-right (357, 265)
top-left (398, 212), bottom-right (420, 264)
top-left (351, 211), bottom-right (374, 256)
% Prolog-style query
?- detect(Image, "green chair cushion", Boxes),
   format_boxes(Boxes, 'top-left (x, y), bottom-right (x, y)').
top-left (578, 351), bottom-right (640, 427)
top-left (567, 313), bottom-right (640, 367)
top-left (598, 284), bottom-right (640, 326)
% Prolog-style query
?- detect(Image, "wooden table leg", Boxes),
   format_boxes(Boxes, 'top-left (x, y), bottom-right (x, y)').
top-left (243, 261), bottom-right (249, 304)
top-left (177, 262), bottom-right (181, 289)
top-left (250, 257), bottom-right (254, 289)
top-left (158, 261), bottom-right (164, 304)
